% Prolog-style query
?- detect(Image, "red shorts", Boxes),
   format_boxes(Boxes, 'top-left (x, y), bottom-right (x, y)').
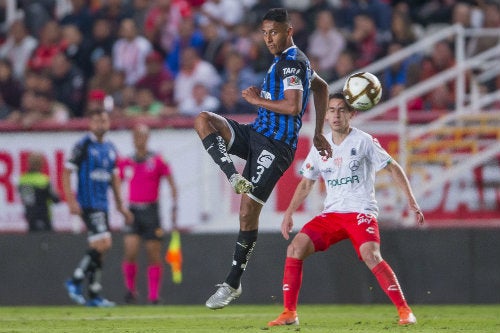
top-left (300, 212), bottom-right (380, 259)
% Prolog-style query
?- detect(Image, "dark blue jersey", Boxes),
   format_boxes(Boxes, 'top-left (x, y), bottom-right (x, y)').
top-left (67, 134), bottom-right (118, 210)
top-left (251, 45), bottom-right (313, 150)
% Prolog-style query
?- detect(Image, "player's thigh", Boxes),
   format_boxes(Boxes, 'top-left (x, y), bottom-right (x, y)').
top-left (244, 134), bottom-right (294, 203)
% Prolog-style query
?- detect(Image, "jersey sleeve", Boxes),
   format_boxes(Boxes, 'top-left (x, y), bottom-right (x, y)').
top-left (368, 136), bottom-right (392, 172)
top-left (299, 146), bottom-right (321, 180)
top-left (66, 138), bottom-right (88, 170)
top-left (157, 155), bottom-right (172, 177)
top-left (277, 59), bottom-right (305, 92)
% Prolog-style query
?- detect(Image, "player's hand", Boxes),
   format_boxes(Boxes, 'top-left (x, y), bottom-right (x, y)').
top-left (281, 214), bottom-right (294, 240)
top-left (120, 206), bottom-right (134, 225)
top-left (410, 204), bottom-right (424, 226)
top-left (313, 133), bottom-right (332, 158)
top-left (241, 86), bottom-right (261, 105)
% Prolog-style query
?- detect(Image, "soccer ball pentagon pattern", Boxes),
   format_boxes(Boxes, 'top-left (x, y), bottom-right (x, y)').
top-left (342, 72), bottom-right (382, 111)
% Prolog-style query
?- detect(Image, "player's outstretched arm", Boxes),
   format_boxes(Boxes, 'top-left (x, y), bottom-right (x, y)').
top-left (310, 73), bottom-right (332, 158)
top-left (281, 178), bottom-right (316, 240)
top-left (386, 160), bottom-right (424, 225)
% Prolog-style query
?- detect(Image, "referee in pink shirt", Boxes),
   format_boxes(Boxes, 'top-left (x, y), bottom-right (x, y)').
top-left (119, 123), bottom-right (178, 304)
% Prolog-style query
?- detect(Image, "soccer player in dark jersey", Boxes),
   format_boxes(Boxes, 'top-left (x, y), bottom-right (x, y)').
top-left (194, 8), bottom-right (333, 309)
top-left (63, 108), bottom-right (132, 307)
top-left (119, 123), bottom-right (178, 305)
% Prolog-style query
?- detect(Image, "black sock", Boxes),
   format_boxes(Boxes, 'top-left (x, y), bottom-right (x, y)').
top-left (225, 229), bottom-right (258, 289)
top-left (202, 133), bottom-right (237, 180)
top-left (72, 249), bottom-right (101, 283)
top-left (87, 250), bottom-right (102, 299)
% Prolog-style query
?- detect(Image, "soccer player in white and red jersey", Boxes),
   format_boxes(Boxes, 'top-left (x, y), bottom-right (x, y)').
top-left (119, 123), bottom-right (178, 304)
top-left (268, 93), bottom-right (425, 327)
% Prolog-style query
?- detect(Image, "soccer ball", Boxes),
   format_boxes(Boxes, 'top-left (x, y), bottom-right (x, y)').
top-left (342, 72), bottom-right (382, 111)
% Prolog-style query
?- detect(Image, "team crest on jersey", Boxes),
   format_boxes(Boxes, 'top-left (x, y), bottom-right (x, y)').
top-left (300, 162), bottom-right (314, 174)
top-left (257, 149), bottom-right (275, 168)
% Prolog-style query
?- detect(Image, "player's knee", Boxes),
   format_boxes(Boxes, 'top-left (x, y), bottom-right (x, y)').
top-left (361, 250), bottom-right (383, 268)
top-left (194, 111), bottom-right (212, 132)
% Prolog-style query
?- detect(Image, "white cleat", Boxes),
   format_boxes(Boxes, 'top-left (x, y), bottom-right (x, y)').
top-left (205, 282), bottom-right (242, 309)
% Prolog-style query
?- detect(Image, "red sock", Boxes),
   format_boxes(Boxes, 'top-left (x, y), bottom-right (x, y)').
top-left (283, 257), bottom-right (303, 311)
top-left (371, 260), bottom-right (408, 308)
top-left (122, 261), bottom-right (137, 294)
top-left (148, 264), bottom-right (163, 302)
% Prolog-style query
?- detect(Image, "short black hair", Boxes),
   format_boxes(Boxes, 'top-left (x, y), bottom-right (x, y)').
top-left (262, 8), bottom-right (290, 24)
top-left (329, 92), bottom-right (354, 111)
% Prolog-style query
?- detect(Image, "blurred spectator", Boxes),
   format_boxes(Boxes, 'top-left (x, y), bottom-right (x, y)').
top-left (220, 51), bottom-right (260, 93)
top-left (390, 10), bottom-right (417, 46)
top-left (381, 42), bottom-right (413, 100)
top-left (85, 89), bottom-right (107, 116)
top-left (19, 0), bottom-right (55, 38)
top-left (0, 59), bottom-right (23, 112)
top-left (245, 0), bottom-right (284, 26)
top-left (346, 13), bottom-right (382, 68)
top-left (411, 0), bottom-right (455, 27)
top-left (329, 50), bottom-right (356, 82)
top-left (49, 52), bottom-right (86, 117)
top-left (335, 0), bottom-right (392, 41)
top-left (108, 69), bottom-right (128, 109)
top-left (200, 21), bottom-right (227, 73)
top-left (307, 9), bottom-right (346, 82)
top-left (143, 0), bottom-right (184, 55)
top-left (166, 16), bottom-right (205, 76)
top-left (215, 81), bottom-right (255, 115)
top-left (0, 19), bottom-right (38, 81)
top-left (94, 0), bottom-right (134, 38)
top-left (467, 1), bottom-right (500, 57)
top-left (231, 23), bottom-right (255, 62)
top-left (112, 18), bottom-right (153, 86)
top-left (87, 18), bottom-right (114, 71)
top-left (22, 90), bottom-right (70, 127)
top-left (136, 51), bottom-right (175, 106)
top-left (288, 10), bottom-right (309, 53)
top-left (28, 20), bottom-right (66, 73)
top-left (18, 152), bottom-right (60, 232)
top-left (132, 0), bottom-right (152, 35)
top-left (58, 0), bottom-right (95, 38)
top-left (88, 55), bottom-right (114, 93)
top-left (173, 47), bottom-right (221, 106)
top-left (125, 87), bottom-right (166, 118)
top-left (61, 24), bottom-right (92, 78)
top-left (178, 81), bottom-right (220, 116)
top-left (303, 0), bottom-right (334, 33)
top-left (199, 0), bottom-right (244, 37)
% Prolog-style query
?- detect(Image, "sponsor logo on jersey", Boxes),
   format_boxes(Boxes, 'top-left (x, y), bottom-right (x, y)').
top-left (257, 149), bottom-right (275, 168)
top-left (349, 160), bottom-right (360, 171)
top-left (326, 175), bottom-right (359, 187)
top-left (282, 67), bottom-right (301, 75)
top-left (90, 169), bottom-right (112, 182)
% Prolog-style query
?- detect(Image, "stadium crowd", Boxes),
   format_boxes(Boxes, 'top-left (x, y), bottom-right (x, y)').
top-left (0, 0), bottom-right (498, 128)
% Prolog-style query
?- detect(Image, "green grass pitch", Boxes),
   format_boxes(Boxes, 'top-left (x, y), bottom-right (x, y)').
top-left (0, 304), bottom-right (499, 332)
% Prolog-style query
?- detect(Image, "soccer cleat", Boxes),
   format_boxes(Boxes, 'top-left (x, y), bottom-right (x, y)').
top-left (205, 282), bottom-right (242, 309)
top-left (268, 309), bottom-right (299, 326)
top-left (124, 291), bottom-right (137, 304)
top-left (229, 174), bottom-right (253, 194)
top-left (398, 306), bottom-right (417, 325)
top-left (65, 279), bottom-right (86, 305)
top-left (86, 296), bottom-right (116, 307)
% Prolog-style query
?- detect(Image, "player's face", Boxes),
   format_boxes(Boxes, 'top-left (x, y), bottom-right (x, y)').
top-left (261, 20), bottom-right (292, 56)
top-left (325, 98), bottom-right (354, 132)
top-left (89, 112), bottom-right (110, 140)
top-left (133, 126), bottom-right (149, 151)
